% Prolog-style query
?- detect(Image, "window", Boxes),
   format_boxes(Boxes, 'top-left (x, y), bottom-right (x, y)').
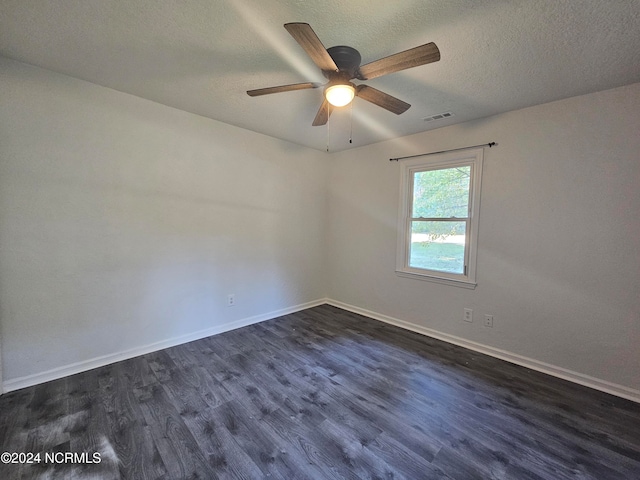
top-left (396, 148), bottom-right (483, 288)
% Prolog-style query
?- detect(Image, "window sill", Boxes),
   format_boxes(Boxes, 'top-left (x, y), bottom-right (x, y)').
top-left (395, 270), bottom-right (477, 289)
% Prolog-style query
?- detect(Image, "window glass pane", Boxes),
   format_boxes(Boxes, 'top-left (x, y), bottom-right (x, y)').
top-left (409, 221), bottom-right (466, 274)
top-left (412, 166), bottom-right (471, 218)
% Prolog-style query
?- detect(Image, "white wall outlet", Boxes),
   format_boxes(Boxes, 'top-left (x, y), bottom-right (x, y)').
top-left (464, 308), bottom-right (473, 323)
top-left (484, 315), bottom-right (494, 327)
top-left (227, 294), bottom-right (235, 307)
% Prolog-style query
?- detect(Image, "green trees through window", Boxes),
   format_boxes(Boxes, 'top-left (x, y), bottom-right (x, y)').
top-left (409, 166), bottom-right (471, 274)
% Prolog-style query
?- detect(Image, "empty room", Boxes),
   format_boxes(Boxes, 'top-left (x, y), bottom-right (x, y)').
top-left (1, 1), bottom-right (640, 479)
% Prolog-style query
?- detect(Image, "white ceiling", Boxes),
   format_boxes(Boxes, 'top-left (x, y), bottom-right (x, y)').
top-left (1, 0), bottom-right (639, 152)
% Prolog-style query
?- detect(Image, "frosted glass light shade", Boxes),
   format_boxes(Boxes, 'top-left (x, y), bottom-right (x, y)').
top-left (325, 84), bottom-right (355, 107)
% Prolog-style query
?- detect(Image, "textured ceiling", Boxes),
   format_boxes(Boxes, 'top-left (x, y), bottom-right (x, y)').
top-left (1, 0), bottom-right (640, 152)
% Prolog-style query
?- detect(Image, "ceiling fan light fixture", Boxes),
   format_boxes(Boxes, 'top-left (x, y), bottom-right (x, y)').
top-left (325, 83), bottom-right (355, 107)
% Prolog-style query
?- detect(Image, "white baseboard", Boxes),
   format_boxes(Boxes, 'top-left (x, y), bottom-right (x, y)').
top-left (2, 298), bottom-right (326, 393)
top-left (326, 299), bottom-right (640, 404)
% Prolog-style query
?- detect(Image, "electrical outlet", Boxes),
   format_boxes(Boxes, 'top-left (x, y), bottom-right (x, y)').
top-left (463, 308), bottom-right (473, 323)
top-left (484, 315), bottom-right (494, 327)
top-left (227, 294), bottom-right (235, 307)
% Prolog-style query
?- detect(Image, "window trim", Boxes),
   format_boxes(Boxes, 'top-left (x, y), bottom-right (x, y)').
top-left (395, 147), bottom-right (484, 289)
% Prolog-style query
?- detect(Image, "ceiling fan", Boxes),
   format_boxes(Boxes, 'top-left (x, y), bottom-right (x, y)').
top-left (247, 23), bottom-right (441, 126)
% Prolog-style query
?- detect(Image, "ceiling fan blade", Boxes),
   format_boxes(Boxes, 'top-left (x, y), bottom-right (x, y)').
top-left (284, 23), bottom-right (339, 73)
top-left (312, 98), bottom-right (332, 126)
top-left (356, 85), bottom-right (410, 114)
top-left (358, 42), bottom-right (440, 80)
top-left (247, 82), bottom-right (320, 97)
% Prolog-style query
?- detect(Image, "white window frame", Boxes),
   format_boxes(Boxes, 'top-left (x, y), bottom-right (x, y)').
top-left (396, 147), bottom-right (484, 289)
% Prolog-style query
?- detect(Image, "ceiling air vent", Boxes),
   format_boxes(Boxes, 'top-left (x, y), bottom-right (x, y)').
top-left (423, 112), bottom-right (454, 122)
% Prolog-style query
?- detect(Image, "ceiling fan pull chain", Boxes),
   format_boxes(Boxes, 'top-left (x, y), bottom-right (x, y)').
top-left (349, 101), bottom-right (353, 144)
top-left (326, 104), bottom-right (330, 152)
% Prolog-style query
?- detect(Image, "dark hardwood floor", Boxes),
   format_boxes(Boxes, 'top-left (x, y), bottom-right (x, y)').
top-left (1, 304), bottom-right (640, 479)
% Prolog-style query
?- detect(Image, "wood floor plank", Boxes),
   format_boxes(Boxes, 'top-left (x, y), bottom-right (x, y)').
top-left (215, 399), bottom-right (309, 480)
top-left (164, 345), bottom-right (234, 409)
top-left (315, 416), bottom-right (405, 480)
top-left (258, 407), bottom-right (356, 480)
top-left (1, 304), bottom-right (639, 479)
top-left (99, 363), bottom-right (168, 480)
top-left (146, 355), bottom-right (264, 480)
top-left (182, 406), bottom-right (264, 480)
top-left (235, 354), bottom-right (328, 429)
top-left (134, 383), bottom-right (219, 479)
top-left (367, 431), bottom-right (453, 479)
top-left (293, 363), bottom-right (445, 463)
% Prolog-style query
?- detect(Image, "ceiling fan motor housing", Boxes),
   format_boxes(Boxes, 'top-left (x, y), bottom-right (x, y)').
top-left (326, 45), bottom-right (362, 79)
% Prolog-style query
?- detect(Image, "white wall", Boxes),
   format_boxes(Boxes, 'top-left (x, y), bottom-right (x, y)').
top-left (0, 58), bottom-right (327, 385)
top-left (327, 83), bottom-right (640, 393)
